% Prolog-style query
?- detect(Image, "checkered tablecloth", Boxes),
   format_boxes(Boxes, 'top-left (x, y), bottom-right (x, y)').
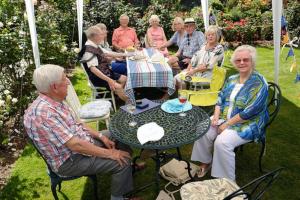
top-left (125, 48), bottom-right (175, 101)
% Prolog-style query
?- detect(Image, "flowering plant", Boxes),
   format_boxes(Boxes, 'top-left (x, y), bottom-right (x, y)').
top-left (0, 0), bottom-right (77, 145)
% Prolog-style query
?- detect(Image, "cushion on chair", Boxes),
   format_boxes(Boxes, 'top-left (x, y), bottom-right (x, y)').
top-left (180, 178), bottom-right (242, 200)
top-left (79, 100), bottom-right (111, 119)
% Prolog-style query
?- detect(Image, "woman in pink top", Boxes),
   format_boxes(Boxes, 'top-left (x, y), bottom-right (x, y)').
top-left (146, 15), bottom-right (169, 57)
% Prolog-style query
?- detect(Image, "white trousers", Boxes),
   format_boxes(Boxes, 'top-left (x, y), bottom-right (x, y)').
top-left (191, 126), bottom-right (250, 181)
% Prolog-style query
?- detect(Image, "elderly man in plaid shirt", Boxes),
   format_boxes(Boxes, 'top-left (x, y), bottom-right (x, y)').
top-left (169, 18), bottom-right (206, 71)
top-left (24, 64), bottom-right (139, 200)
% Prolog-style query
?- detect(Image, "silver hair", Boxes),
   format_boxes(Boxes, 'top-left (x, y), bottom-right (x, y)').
top-left (171, 17), bottom-right (184, 31)
top-left (205, 25), bottom-right (221, 42)
top-left (96, 23), bottom-right (107, 42)
top-left (119, 14), bottom-right (129, 21)
top-left (33, 64), bottom-right (65, 93)
top-left (96, 23), bottom-right (107, 30)
top-left (149, 15), bottom-right (160, 25)
top-left (230, 45), bottom-right (257, 68)
top-left (85, 25), bottom-right (101, 39)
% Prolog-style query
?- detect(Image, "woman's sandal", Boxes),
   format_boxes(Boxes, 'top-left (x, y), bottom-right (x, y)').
top-left (197, 164), bottom-right (212, 178)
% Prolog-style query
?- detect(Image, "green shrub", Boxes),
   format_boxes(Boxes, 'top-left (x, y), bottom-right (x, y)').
top-left (0, 0), bottom-right (77, 145)
top-left (36, 2), bottom-right (78, 68)
top-left (286, 1), bottom-right (300, 39)
top-left (211, 0), bottom-right (225, 12)
top-left (0, 0), bottom-right (36, 144)
top-left (142, 0), bottom-right (175, 38)
top-left (86, 0), bottom-right (176, 41)
top-left (189, 6), bottom-right (205, 33)
top-left (85, 0), bottom-right (142, 41)
top-left (260, 11), bottom-right (273, 40)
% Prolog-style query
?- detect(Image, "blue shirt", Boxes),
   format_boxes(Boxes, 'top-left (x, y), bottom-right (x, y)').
top-left (179, 31), bottom-right (206, 58)
top-left (169, 31), bottom-right (185, 47)
top-left (217, 71), bottom-right (269, 142)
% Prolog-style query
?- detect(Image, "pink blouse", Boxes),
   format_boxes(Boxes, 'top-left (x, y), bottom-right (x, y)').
top-left (147, 27), bottom-right (169, 56)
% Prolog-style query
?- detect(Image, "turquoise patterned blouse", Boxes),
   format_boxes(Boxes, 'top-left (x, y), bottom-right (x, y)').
top-left (217, 71), bottom-right (269, 142)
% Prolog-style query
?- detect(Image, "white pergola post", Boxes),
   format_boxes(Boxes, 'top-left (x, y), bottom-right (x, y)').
top-left (201, 0), bottom-right (209, 31)
top-left (24, 0), bottom-right (40, 68)
top-left (272, 0), bottom-right (282, 85)
top-left (76, 0), bottom-right (83, 49)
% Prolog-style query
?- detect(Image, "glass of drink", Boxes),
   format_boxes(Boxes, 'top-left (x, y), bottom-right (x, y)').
top-left (178, 92), bottom-right (188, 117)
top-left (126, 100), bottom-right (137, 127)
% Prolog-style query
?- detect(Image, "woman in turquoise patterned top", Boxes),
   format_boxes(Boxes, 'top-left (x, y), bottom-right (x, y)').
top-left (191, 45), bottom-right (269, 181)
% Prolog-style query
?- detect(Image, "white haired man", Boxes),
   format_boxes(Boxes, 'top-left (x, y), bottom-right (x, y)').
top-left (112, 14), bottom-right (139, 52)
top-left (169, 18), bottom-right (206, 71)
top-left (23, 64), bottom-right (141, 200)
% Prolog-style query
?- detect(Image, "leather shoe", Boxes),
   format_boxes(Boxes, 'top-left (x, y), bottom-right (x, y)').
top-left (132, 162), bottom-right (146, 172)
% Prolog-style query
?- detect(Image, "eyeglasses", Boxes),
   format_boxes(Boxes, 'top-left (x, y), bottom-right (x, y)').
top-left (234, 58), bottom-right (251, 64)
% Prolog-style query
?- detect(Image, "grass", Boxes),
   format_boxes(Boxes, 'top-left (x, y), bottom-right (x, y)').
top-left (0, 47), bottom-right (300, 199)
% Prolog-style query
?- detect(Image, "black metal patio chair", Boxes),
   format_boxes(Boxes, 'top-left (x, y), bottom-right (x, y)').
top-left (28, 138), bottom-right (99, 200)
top-left (223, 167), bottom-right (284, 200)
top-left (180, 167), bottom-right (284, 200)
top-left (237, 81), bottom-right (282, 172)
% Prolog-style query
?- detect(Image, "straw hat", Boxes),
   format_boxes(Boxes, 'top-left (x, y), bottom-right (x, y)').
top-left (184, 18), bottom-right (196, 24)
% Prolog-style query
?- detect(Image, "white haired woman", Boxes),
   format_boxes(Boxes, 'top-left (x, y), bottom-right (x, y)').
top-left (158, 17), bottom-right (185, 50)
top-left (190, 45), bottom-right (269, 181)
top-left (146, 14), bottom-right (169, 56)
top-left (81, 25), bottom-right (128, 101)
top-left (174, 25), bottom-right (224, 89)
top-left (96, 23), bottom-right (112, 52)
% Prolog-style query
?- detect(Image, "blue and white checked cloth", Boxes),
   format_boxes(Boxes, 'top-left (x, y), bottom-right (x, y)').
top-left (125, 48), bottom-right (175, 101)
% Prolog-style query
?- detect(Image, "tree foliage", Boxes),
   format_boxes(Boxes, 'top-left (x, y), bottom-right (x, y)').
top-left (286, 1), bottom-right (300, 39)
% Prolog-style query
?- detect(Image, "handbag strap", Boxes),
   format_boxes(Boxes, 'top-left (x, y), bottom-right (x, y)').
top-left (164, 182), bottom-right (181, 200)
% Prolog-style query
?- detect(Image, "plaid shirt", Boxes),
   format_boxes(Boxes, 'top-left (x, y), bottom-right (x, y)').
top-left (179, 31), bottom-right (206, 58)
top-left (24, 94), bottom-right (94, 172)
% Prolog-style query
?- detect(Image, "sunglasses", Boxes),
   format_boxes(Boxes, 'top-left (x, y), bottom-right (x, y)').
top-left (234, 58), bottom-right (251, 64)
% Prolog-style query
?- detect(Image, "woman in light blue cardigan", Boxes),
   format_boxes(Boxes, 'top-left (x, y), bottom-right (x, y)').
top-left (191, 45), bottom-right (269, 181)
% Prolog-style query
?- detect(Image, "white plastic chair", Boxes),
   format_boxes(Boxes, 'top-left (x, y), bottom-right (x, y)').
top-left (80, 63), bottom-right (117, 112)
top-left (65, 83), bottom-right (111, 130)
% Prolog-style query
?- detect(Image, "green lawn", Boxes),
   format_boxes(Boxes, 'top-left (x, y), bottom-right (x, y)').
top-left (0, 47), bottom-right (299, 199)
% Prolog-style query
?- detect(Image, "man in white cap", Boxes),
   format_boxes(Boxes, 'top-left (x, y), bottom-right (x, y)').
top-left (169, 18), bottom-right (205, 70)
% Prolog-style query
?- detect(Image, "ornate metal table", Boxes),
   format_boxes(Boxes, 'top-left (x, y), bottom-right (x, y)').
top-left (109, 104), bottom-right (210, 193)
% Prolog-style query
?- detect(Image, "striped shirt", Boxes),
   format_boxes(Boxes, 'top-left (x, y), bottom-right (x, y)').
top-left (23, 94), bottom-right (94, 172)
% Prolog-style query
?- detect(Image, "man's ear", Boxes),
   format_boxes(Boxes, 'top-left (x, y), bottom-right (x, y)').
top-left (49, 83), bottom-right (57, 92)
